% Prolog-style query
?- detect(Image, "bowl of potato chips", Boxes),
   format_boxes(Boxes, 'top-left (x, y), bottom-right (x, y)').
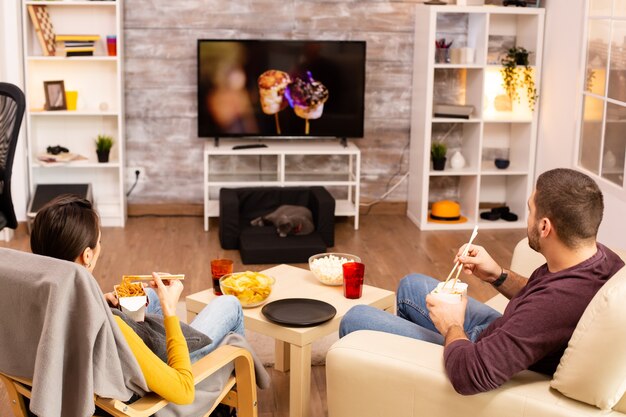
top-left (219, 271), bottom-right (275, 308)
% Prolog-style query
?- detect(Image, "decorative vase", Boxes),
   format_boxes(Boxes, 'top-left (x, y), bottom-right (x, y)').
top-left (432, 157), bottom-right (446, 171)
top-left (97, 150), bottom-right (110, 163)
top-left (450, 151), bottom-right (466, 169)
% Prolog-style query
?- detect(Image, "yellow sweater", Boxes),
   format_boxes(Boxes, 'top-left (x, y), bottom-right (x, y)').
top-left (114, 315), bottom-right (195, 404)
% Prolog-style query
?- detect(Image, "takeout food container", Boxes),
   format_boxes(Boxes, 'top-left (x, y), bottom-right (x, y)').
top-left (219, 271), bottom-right (275, 308)
top-left (114, 284), bottom-right (148, 322)
top-left (430, 281), bottom-right (468, 304)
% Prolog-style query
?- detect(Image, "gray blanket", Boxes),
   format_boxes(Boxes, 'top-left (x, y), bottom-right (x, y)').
top-left (157, 332), bottom-right (271, 417)
top-left (0, 248), bottom-right (148, 417)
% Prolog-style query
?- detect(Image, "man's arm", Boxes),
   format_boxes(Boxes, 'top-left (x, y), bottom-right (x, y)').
top-left (456, 244), bottom-right (528, 299)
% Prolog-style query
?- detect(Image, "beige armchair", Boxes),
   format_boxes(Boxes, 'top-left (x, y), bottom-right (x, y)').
top-left (326, 238), bottom-right (626, 417)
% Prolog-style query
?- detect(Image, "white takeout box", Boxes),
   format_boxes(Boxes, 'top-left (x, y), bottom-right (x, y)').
top-left (114, 285), bottom-right (148, 322)
top-left (430, 281), bottom-right (468, 304)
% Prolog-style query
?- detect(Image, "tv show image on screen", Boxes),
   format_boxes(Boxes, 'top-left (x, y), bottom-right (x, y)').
top-left (197, 39), bottom-right (366, 139)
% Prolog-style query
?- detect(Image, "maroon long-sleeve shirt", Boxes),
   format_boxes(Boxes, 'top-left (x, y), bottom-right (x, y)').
top-left (444, 243), bottom-right (624, 395)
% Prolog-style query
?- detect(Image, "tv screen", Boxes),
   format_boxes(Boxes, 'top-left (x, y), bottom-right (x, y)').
top-left (197, 39), bottom-right (366, 139)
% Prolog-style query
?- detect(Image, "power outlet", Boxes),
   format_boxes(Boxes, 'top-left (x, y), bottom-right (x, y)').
top-left (126, 167), bottom-right (145, 184)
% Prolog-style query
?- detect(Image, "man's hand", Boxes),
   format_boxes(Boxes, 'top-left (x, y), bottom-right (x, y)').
top-left (426, 293), bottom-right (468, 344)
top-left (456, 243), bottom-right (501, 284)
top-left (149, 272), bottom-right (184, 317)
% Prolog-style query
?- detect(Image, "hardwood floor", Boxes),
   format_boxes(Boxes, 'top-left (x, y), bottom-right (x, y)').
top-left (0, 214), bottom-right (526, 417)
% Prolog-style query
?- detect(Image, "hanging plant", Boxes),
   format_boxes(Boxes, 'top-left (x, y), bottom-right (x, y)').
top-left (500, 47), bottom-right (538, 111)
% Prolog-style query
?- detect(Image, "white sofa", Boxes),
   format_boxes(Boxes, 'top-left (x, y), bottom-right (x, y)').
top-left (326, 239), bottom-right (626, 417)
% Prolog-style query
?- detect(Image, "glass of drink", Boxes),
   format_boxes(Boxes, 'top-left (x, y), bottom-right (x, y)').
top-left (210, 259), bottom-right (233, 296)
top-left (342, 262), bottom-right (365, 299)
top-left (106, 35), bottom-right (117, 56)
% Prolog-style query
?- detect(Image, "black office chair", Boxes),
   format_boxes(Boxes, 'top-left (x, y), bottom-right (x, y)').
top-left (0, 82), bottom-right (25, 231)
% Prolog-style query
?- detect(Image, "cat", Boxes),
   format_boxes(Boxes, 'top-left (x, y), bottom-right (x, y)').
top-left (250, 205), bottom-right (315, 237)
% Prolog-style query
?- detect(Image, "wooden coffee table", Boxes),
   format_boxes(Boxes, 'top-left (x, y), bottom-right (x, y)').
top-left (186, 264), bottom-right (396, 417)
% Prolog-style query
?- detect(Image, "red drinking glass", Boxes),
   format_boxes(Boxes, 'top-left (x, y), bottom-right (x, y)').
top-left (342, 262), bottom-right (365, 299)
top-left (210, 259), bottom-right (233, 296)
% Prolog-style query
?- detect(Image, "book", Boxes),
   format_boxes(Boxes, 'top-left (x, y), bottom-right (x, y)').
top-left (27, 5), bottom-right (56, 56)
top-left (55, 34), bottom-right (101, 42)
top-left (66, 51), bottom-right (94, 57)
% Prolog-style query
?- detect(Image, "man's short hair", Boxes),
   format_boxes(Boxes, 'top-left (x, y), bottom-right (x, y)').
top-left (535, 168), bottom-right (603, 248)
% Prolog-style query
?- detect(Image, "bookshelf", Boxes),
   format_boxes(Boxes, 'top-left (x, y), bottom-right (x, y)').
top-left (407, 5), bottom-right (545, 230)
top-left (21, 0), bottom-right (126, 226)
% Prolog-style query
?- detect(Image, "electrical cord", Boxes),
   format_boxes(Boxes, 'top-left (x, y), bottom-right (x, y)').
top-left (360, 171), bottom-right (410, 215)
top-left (126, 170), bottom-right (140, 197)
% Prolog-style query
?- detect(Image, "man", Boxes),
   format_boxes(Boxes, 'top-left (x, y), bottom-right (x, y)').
top-left (340, 168), bottom-right (624, 394)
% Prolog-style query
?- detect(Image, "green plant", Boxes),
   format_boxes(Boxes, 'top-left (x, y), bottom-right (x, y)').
top-left (431, 141), bottom-right (447, 159)
top-left (500, 46), bottom-right (538, 111)
top-left (95, 134), bottom-right (114, 152)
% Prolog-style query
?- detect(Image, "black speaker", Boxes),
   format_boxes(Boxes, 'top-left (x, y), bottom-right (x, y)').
top-left (27, 184), bottom-right (93, 219)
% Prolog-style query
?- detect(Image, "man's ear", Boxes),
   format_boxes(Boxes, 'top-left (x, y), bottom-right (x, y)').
top-left (540, 217), bottom-right (552, 237)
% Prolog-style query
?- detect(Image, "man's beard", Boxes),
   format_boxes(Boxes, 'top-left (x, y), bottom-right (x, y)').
top-left (528, 225), bottom-right (541, 252)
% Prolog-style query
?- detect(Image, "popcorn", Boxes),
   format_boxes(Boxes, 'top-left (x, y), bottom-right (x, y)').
top-left (309, 254), bottom-right (359, 286)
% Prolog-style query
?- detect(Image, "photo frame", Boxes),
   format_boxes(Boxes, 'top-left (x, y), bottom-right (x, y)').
top-left (44, 80), bottom-right (67, 111)
top-left (525, 0), bottom-right (540, 7)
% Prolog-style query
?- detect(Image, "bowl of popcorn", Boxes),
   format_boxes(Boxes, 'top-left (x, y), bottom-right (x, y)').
top-left (308, 253), bottom-right (362, 286)
top-left (220, 271), bottom-right (275, 308)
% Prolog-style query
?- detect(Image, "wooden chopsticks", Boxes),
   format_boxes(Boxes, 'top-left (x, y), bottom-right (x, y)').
top-left (442, 225), bottom-right (478, 289)
top-left (122, 274), bottom-right (185, 281)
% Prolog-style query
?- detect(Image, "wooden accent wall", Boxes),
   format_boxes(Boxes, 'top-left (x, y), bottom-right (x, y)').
top-left (124, 0), bottom-right (432, 205)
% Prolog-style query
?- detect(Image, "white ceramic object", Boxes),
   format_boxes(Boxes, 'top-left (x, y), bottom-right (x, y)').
top-left (450, 151), bottom-right (466, 169)
top-left (430, 281), bottom-right (468, 304)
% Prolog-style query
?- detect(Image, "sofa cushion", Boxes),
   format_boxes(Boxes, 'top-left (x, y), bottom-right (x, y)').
top-left (239, 226), bottom-right (326, 264)
top-left (551, 265), bottom-right (626, 410)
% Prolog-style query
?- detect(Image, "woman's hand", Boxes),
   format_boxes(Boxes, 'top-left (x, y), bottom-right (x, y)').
top-left (149, 272), bottom-right (184, 317)
top-left (455, 243), bottom-right (501, 284)
top-left (104, 292), bottom-right (118, 307)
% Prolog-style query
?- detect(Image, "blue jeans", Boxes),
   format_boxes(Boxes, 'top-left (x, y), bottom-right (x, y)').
top-left (339, 274), bottom-right (502, 345)
top-left (146, 288), bottom-right (245, 363)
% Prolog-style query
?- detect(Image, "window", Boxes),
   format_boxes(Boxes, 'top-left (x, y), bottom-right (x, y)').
top-left (578, 0), bottom-right (626, 187)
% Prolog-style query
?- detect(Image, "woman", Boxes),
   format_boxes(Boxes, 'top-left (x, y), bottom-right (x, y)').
top-left (29, 194), bottom-right (245, 404)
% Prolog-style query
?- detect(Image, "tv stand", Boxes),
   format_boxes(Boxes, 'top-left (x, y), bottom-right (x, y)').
top-left (203, 140), bottom-right (361, 231)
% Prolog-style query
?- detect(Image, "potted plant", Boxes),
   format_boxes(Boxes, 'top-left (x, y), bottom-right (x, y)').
top-left (95, 134), bottom-right (114, 163)
top-left (500, 46), bottom-right (538, 111)
top-left (431, 141), bottom-right (447, 171)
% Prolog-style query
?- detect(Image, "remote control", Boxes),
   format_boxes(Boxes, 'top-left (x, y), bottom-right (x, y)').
top-left (232, 144), bottom-right (268, 150)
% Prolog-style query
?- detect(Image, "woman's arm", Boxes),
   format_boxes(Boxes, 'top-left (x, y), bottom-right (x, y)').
top-left (114, 315), bottom-right (194, 404)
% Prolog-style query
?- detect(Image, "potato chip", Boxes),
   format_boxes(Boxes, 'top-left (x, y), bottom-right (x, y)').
top-left (220, 271), bottom-right (275, 307)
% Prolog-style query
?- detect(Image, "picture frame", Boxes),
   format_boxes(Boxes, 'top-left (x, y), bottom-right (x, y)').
top-left (44, 80), bottom-right (67, 111)
top-left (525, 0), bottom-right (540, 7)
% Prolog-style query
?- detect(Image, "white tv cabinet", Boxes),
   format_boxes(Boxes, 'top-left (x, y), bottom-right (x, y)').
top-left (203, 141), bottom-right (361, 231)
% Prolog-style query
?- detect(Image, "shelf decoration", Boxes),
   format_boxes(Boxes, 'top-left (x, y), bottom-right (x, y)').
top-left (27, 5), bottom-right (56, 57)
top-left (500, 47), bottom-right (538, 111)
top-left (431, 141), bottom-right (448, 171)
top-left (95, 134), bottom-right (114, 163)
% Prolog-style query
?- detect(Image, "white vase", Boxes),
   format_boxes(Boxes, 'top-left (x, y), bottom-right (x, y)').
top-left (450, 151), bottom-right (466, 169)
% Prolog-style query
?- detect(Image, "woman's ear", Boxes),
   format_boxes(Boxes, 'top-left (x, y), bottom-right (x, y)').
top-left (76, 246), bottom-right (93, 267)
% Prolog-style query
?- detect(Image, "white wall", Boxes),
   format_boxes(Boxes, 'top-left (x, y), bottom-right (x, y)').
top-left (1, 1), bottom-right (28, 223)
top-left (537, 0), bottom-right (626, 249)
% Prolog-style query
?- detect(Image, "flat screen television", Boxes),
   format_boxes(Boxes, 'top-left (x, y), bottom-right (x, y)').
top-left (197, 39), bottom-right (366, 140)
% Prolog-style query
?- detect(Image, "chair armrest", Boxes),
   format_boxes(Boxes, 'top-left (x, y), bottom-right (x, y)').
top-left (219, 188), bottom-right (241, 249)
top-left (96, 345), bottom-right (257, 417)
top-left (326, 330), bottom-right (601, 417)
top-left (309, 186), bottom-right (335, 247)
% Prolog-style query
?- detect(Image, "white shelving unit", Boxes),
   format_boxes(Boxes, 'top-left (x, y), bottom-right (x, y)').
top-left (407, 5), bottom-right (545, 230)
top-left (21, 0), bottom-right (126, 227)
top-left (203, 141), bottom-right (361, 231)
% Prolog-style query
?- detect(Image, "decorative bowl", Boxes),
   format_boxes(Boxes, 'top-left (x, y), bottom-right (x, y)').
top-left (219, 271), bottom-right (275, 308)
top-left (308, 253), bottom-right (362, 286)
top-left (494, 158), bottom-right (510, 169)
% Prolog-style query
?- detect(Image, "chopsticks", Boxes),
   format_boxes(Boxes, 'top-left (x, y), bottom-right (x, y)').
top-left (443, 225), bottom-right (478, 289)
top-left (123, 274), bottom-right (185, 281)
